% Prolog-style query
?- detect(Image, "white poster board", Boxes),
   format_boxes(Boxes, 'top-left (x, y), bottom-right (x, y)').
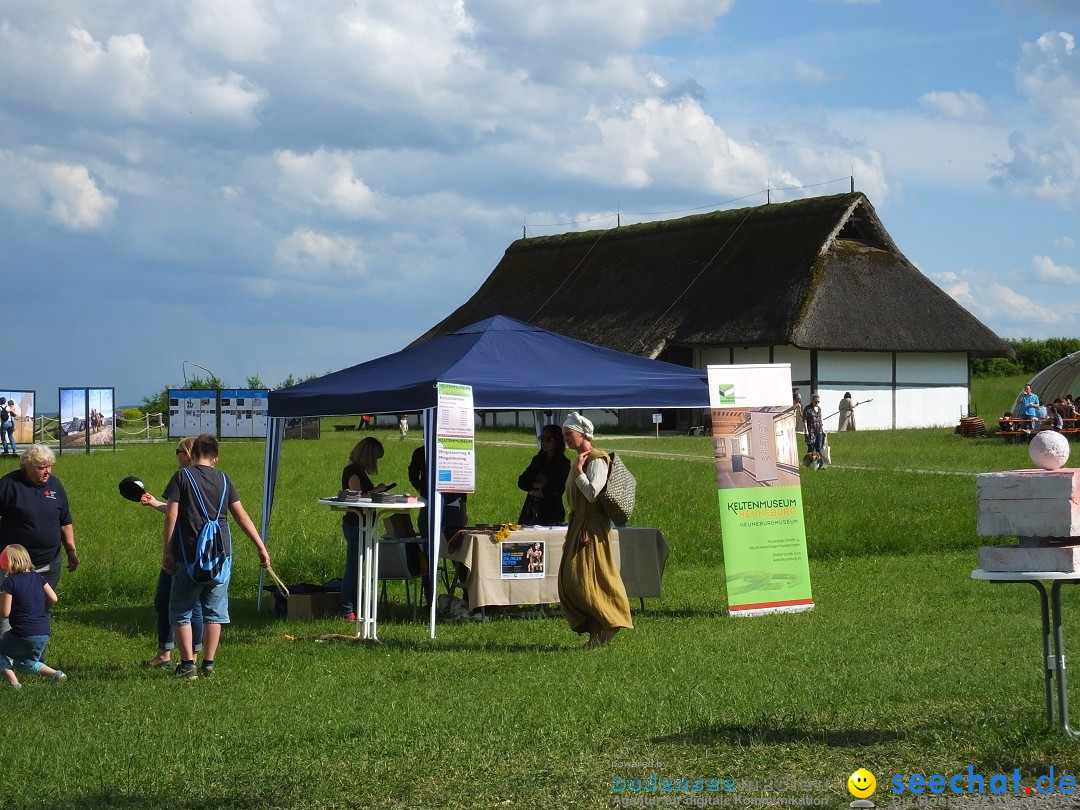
top-left (435, 382), bottom-right (475, 493)
top-left (220, 389), bottom-right (269, 438)
top-left (169, 390), bottom-right (217, 438)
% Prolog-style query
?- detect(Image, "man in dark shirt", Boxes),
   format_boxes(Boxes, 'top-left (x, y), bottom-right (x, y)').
top-left (803, 393), bottom-right (826, 469)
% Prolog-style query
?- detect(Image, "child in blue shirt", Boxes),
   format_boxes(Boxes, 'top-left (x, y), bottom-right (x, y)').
top-left (0, 543), bottom-right (67, 689)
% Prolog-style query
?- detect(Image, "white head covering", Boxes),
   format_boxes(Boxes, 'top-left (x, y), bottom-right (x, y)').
top-left (562, 411), bottom-right (594, 440)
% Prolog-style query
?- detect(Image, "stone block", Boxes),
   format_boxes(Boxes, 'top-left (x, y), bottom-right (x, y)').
top-left (979, 544), bottom-right (1080, 573)
top-left (976, 469), bottom-right (1080, 538)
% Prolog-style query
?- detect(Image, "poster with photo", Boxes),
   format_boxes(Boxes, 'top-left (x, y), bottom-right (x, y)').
top-left (59, 387), bottom-right (115, 452)
top-left (708, 364), bottom-right (812, 617)
top-left (169, 390), bottom-right (218, 437)
top-left (500, 540), bottom-right (546, 580)
top-left (0, 390), bottom-right (35, 450)
top-left (220, 389), bottom-right (269, 438)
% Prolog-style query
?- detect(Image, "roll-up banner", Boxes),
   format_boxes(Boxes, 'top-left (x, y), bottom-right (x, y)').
top-left (707, 364), bottom-right (813, 616)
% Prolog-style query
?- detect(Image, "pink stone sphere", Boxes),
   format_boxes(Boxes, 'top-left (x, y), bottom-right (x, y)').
top-left (1029, 430), bottom-right (1070, 470)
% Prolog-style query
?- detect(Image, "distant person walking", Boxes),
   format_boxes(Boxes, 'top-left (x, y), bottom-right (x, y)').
top-left (398, 414), bottom-right (409, 440)
top-left (838, 393), bottom-right (858, 431)
top-left (0, 399), bottom-right (16, 456)
top-left (803, 394), bottom-right (826, 469)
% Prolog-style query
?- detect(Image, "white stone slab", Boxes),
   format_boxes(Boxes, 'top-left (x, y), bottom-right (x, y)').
top-left (976, 469), bottom-right (1080, 538)
top-left (979, 544), bottom-right (1080, 573)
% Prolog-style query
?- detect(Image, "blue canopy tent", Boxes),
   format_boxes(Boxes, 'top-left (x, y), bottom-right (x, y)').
top-left (261, 315), bottom-right (710, 636)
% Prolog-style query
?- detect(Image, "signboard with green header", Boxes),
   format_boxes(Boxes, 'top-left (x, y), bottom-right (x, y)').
top-left (707, 364), bottom-right (813, 616)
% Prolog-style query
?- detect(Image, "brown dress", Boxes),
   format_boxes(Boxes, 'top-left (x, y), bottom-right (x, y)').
top-left (557, 449), bottom-right (633, 635)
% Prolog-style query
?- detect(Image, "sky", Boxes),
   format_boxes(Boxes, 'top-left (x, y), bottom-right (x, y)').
top-left (4, 0), bottom-right (1080, 412)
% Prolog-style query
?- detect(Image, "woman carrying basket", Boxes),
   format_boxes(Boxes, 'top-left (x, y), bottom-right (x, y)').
top-left (558, 412), bottom-right (632, 648)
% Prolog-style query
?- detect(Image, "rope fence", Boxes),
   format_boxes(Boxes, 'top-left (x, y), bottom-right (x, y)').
top-left (34, 413), bottom-right (168, 445)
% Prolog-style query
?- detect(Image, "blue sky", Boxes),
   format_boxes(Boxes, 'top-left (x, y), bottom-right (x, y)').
top-left (3, 0), bottom-right (1080, 411)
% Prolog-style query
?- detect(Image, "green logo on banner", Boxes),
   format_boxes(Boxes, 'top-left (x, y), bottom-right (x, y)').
top-left (717, 383), bottom-right (735, 405)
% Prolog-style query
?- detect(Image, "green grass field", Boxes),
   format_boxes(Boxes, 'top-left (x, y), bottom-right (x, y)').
top-left (2, 375), bottom-right (1075, 810)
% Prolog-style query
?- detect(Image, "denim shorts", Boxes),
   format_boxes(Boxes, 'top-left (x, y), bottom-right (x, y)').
top-left (169, 565), bottom-right (230, 625)
top-left (0, 632), bottom-right (49, 674)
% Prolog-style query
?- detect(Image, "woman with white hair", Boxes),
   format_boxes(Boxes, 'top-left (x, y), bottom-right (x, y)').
top-left (558, 412), bottom-right (632, 648)
top-left (0, 444), bottom-right (79, 635)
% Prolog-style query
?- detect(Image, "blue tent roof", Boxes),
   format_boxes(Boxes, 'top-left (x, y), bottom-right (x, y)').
top-left (268, 315), bottom-right (709, 416)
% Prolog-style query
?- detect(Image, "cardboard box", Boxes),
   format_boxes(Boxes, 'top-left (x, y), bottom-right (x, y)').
top-left (265, 588), bottom-right (341, 619)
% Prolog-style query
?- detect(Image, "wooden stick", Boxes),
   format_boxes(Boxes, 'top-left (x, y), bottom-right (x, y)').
top-left (265, 566), bottom-right (290, 598)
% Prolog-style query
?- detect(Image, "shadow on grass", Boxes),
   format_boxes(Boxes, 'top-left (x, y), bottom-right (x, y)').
top-left (305, 636), bottom-right (573, 654)
top-left (63, 603), bottom-right (281, 641)
top-left (23, 794), bottom-right (287, 810)
top-left (653, 723), bottom-right (906, 747)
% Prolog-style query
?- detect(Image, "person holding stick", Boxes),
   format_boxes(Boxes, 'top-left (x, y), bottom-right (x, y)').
top-left (136, 437), bottom-right (204, 668)
top-left (162, 434), bottom-right (270, 680)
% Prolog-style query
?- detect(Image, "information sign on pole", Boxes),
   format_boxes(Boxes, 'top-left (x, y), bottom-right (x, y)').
top-left (435, 382), bottom-right (475, 493)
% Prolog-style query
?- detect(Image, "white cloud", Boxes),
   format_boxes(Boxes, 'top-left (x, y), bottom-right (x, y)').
top-left (992, 31), bottom-right (1080, 206)
top-left (933, 271), bottom-right (1063, 327)
top-left (1033, 254), bottom-right (1080, 283)
top-left (990, 130), bottom-right (1080, 208)
top-left (918, 90), bottom-right (988, 120)
top-left (0, 150), bottom-right (117, 230)
top-left (275, 149), bottom-right (381, 219)
top-left (466, 1), bottom-right (731, 58)
top-left (274, 227), bottom-right (365, 277)
top-left (181, 0), bottom-right (281, 63)
top-left (789, 59), bottom-right (833, 84)
top-left (0, 19), bottom-right (266, 129)
top-left (1054, 235), bottom-right (1077, 249)
top-left (560, 97), bottom-right (800, 192)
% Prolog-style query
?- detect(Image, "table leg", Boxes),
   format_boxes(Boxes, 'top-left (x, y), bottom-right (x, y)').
top-left (359, 512), bottom-right (379, 640)
top-left (1034, 581), bottom-right (1055, 726)
top-left (1050, 581), bottom-right (1080, 739)
top-left (995, 581), bottom-right (1054, 724)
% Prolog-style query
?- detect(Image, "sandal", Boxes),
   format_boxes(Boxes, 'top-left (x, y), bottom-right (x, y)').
top-left (141, 656), bottom-right (172, 668)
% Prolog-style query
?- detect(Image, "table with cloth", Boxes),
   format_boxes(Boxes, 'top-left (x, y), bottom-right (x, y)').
top-left (444, 526), bottom-right (669, 609)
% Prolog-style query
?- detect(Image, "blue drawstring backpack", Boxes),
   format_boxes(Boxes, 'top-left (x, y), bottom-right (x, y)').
top-left (180, 467), bottom-right (232, 585)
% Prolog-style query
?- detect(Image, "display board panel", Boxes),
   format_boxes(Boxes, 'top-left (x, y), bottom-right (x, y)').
top-left (0, 390), bottom-right (35, 449)
top-left (169, 390), bottom-right (218, 438)
top-left (220, 389), bottom-right (269, 438)
top-left (59, 387), bottom-right (115, 452)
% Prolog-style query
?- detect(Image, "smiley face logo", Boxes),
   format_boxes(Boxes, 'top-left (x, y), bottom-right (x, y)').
top-left (847, 768), bottom-right (876, 799)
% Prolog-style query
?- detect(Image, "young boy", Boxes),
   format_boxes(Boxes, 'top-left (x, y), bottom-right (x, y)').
top-left (0, 544), bottom-right (67, 688)
top-left (162, 434), bottom-right (271, 680)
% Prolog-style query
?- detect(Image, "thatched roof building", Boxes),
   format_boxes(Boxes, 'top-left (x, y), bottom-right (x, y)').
top-left (419, 192), bottom-right (1011, 362)
top-left (418, 192), bottom-right (1011, 429)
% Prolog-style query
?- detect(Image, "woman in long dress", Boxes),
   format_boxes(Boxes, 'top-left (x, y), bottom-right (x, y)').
top-left (557, 412), bottom-right (632, 648)
top-left (838, 392), bottom-right (857, 431)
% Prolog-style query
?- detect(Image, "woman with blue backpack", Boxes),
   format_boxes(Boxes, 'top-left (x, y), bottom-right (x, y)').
top-left (162, 434), bottom-right (271, 681)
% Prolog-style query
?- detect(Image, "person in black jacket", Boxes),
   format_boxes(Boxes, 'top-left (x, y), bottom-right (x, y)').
top-left (517, 424), bottom-right (571, 525)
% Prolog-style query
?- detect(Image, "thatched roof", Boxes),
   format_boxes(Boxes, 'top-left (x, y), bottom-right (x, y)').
top-left (417, 192), bottom-right (1013, 359)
